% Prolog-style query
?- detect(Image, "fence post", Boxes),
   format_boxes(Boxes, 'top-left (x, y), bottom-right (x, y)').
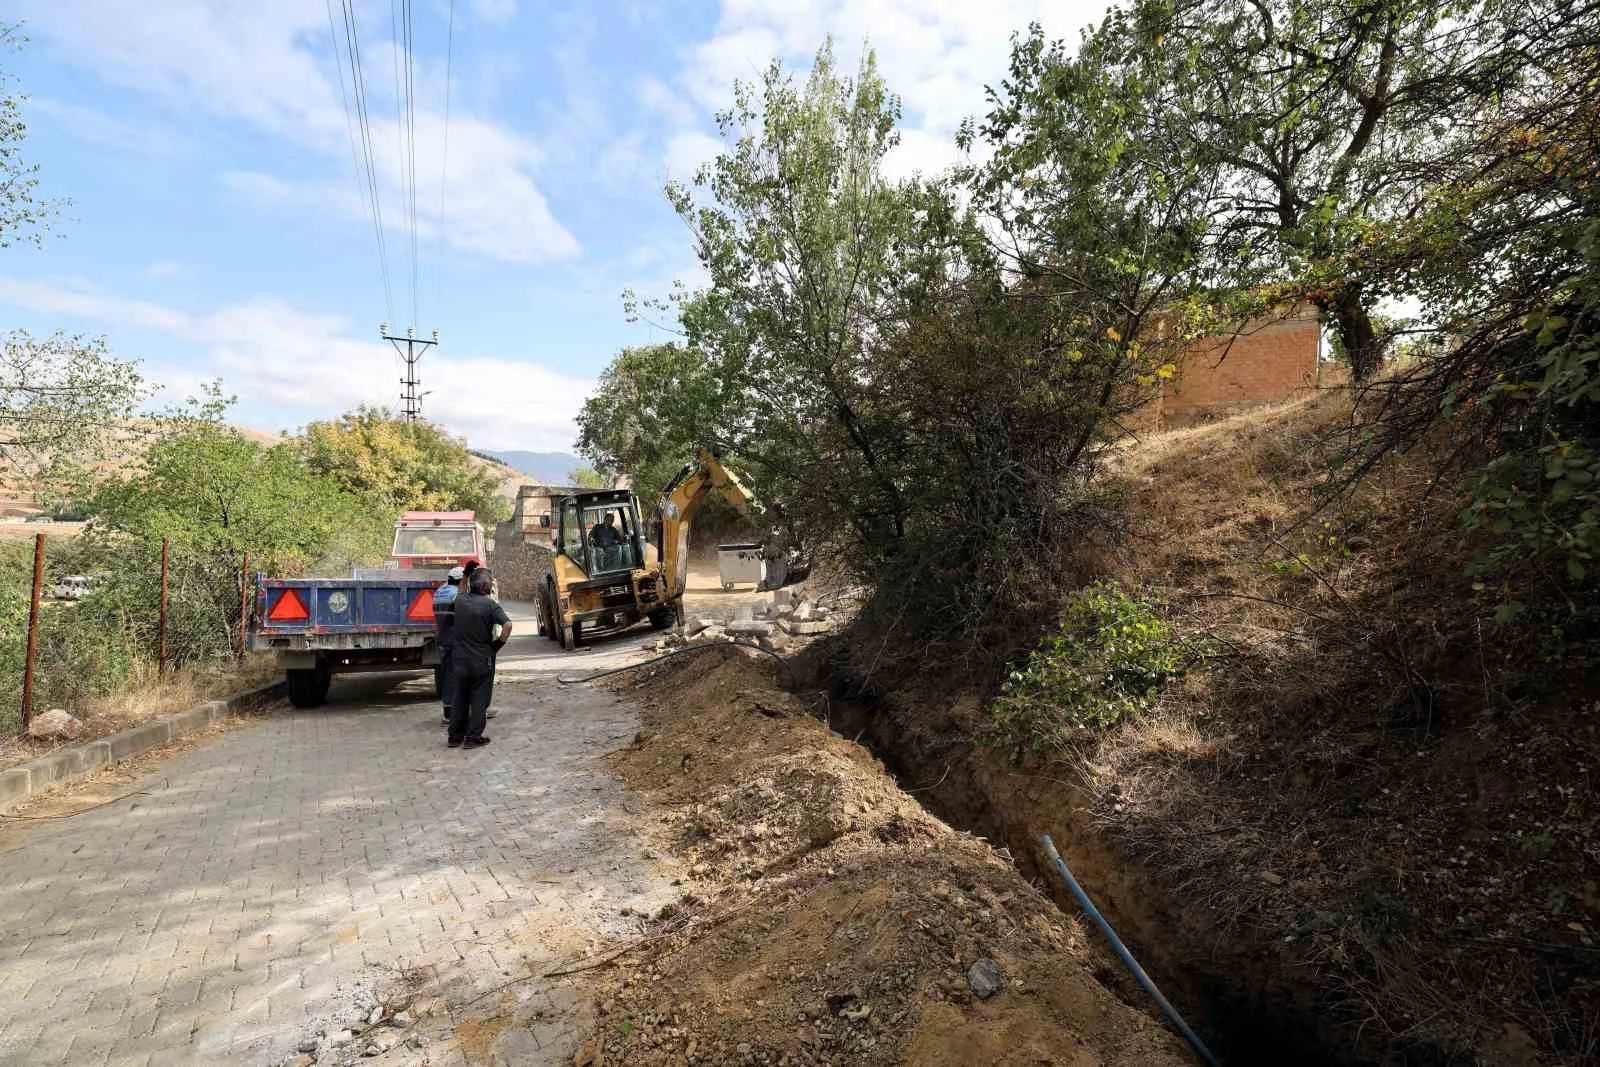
top-left (20, 533), bottom-right (45, 732)
top-left (159, 538), bottom-right (170, 674)
top-left (238, 551), bottom-right (250, 659)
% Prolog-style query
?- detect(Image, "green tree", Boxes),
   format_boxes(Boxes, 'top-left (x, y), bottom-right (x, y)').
top-left (1, 30), bottom-right (140, 483)
top-left (84, 399), bottom-right (389, 665)
top-left (1332, 6), bottom-right (1600, 605)
top-left (642, 40), bottom-right (1178, 657)
top-left (0, 23), bottom-right (64, 247)
top-left (666, 41), bottom-right (973, 553)
top-left (575, 342), bottom-right (722, 496)
top-left (985, 2), bottom-right (1506, 380)
top-left (566, 465), bottom-right (609, 489)
top-left (300, 407), bottom-right (512, 524)
top-left (1, 331), bottom-right (144, 483)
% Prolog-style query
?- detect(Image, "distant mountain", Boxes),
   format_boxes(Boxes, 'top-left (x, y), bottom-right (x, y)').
top-left (482, 450), bottom-right (583, 485)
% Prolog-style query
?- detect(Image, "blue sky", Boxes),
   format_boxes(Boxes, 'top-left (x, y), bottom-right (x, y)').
top-left (0, 0), bottom-right (1103, 451)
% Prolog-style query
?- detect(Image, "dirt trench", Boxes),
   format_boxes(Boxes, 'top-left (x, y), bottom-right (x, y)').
top-left (809, 666), bottom-right (1400, 1067)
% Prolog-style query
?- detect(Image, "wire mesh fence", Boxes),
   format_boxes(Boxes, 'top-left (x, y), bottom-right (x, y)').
top-left (0, 534), bottom-right (254, 734)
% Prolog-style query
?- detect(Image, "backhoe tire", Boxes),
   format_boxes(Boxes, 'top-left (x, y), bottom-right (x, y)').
top-left (286, 666), bottom-right (330, 709)
top-left (647, 604), bottom-right (675, 630)
top-left (541, 583), bottom-right (560, 642)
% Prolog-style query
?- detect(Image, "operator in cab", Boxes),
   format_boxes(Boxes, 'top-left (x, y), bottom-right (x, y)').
top-left (590, 511), bottom-right (624, 570)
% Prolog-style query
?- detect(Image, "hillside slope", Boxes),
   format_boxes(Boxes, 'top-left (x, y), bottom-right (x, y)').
top-left (831, 395), bottom-right (1598, 1066)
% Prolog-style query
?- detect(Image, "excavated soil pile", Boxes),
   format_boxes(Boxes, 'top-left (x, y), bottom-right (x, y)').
top-left (576, 646), bottom-right (1191, 1066)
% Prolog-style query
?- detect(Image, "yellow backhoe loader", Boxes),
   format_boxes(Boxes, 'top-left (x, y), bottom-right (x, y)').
top-left (535, 450), bottom-right (805, 649)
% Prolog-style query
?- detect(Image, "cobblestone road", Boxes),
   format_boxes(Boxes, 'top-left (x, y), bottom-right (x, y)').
top-left (0, 611), bottom-right (676, 1066)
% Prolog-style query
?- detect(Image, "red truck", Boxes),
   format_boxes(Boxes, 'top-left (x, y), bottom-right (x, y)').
top-left (389, 511), bottom-right (487, 575)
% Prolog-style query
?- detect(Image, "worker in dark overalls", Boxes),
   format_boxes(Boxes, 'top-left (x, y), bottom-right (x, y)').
top-left (449, 566), bottom-right (512, 748)
top-left (433, 565), bottom-right (464, 726)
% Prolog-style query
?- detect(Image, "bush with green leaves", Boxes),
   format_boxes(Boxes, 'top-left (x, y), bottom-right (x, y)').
top-left (990, 583), bottom-right (1186, 750)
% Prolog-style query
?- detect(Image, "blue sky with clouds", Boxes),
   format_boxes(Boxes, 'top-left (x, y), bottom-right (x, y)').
top-left (0, 0), bottom-right (1103, 451)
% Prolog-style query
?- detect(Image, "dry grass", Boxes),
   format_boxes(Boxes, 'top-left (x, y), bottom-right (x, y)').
top-left (0, 654), bottom-right (278, 772)
top-left (1076, 394), bottom-right (1600, 1064)
top-left (0, 520), bottom-right (86, 541)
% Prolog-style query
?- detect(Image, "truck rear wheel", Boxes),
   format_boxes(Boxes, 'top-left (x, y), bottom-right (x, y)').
top-left (286, 666), bottom-right (330, 709)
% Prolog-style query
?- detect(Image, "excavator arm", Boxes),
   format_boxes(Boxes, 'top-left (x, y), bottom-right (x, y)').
top-left (656, 448), bottom-right (807, 603)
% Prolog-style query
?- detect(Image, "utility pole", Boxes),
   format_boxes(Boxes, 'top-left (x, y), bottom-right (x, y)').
top-left (380, 323), bottom-right (439, 421)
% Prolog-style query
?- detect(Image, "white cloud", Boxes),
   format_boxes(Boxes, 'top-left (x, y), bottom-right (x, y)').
top-left (28, 98), bottom-right (190, 158)
top-left (594, 133), bottom-right (652, 192)
top-left (664, 131), bottom-right (724, 182)
top-left (636, 76), bottom-right (698, 129)
top-left (674, 1), bottom-right (1108, 178)
top-left (12, 0), bottom-right (578, 266)
top-left (0, 278), bottom-right (192, 335)
top-left (471, 0), bottom-right (519, 25)
top-left (143, 261), bottom-right (182, 278)
top-left (0, 278), bottom-right (588, 451)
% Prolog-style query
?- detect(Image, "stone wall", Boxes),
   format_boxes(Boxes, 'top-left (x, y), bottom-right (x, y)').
top-left (487, 521), bottom-right (554, 603)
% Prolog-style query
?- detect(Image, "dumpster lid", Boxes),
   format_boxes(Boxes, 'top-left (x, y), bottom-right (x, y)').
top-left (717, 542), bottom-right (762, 551)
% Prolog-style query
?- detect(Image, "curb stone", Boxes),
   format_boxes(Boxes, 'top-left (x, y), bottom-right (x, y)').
top-left (0, 680), bottom-right (284, 813)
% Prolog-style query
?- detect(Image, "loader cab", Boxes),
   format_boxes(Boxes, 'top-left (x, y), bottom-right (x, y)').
top-left (556, 490), bottom-right (646, 577)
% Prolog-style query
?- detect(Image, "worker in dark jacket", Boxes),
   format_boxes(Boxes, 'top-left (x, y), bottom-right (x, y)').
top-left (449, 567), bottom-right (511, 748)
top-left (433, 565), bottom-right (463, 725)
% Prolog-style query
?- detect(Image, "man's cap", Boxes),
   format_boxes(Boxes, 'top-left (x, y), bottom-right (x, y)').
top-left (447, 565), bottom-right (465, 579)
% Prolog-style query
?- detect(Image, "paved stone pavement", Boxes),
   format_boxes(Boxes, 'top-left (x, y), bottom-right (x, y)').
top-left (0, 609), bottom-right (679, 1066)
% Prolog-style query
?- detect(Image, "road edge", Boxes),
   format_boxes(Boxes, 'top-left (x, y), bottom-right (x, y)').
top-left (0, 680), bottom-right (285, 812)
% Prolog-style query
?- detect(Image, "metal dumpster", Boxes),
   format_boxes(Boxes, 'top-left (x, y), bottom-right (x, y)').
top-left (716, 542), bottom-right (764, 591)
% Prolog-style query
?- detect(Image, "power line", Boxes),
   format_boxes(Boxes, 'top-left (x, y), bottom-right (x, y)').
top-left (436, 0), bottom-right (456, 314)
top-left (390, 0), bottom-right (421, 330)
top-left (324, 0), bottom-right (394, 323)
top-left (405, 0), bottom-right (420, 330)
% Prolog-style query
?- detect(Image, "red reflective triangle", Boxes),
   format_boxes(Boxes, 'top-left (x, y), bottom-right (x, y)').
top-left (406, 587), bottom-right (435, 620)
top-left (267, 588), bottom-right (309, 622)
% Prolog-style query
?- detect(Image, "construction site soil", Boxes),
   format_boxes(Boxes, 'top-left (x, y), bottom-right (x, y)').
top-left (571, 646), bottom-right (1193, 1066)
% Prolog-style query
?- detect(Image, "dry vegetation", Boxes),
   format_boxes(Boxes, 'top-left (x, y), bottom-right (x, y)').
top-left (0, 654), bottom-right (277, 772)
top-left (1096, 393), bottom-right (1600, 1063)
top-left (831, 393), bottom-right (1598, 1065)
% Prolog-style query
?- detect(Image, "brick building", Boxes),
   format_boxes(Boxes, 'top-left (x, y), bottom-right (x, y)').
top-left (1139, 303), bottom-right (1345, 428)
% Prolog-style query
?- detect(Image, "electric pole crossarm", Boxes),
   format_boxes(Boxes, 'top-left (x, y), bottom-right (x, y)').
top-left (379, 323), bottom-right (440, 421)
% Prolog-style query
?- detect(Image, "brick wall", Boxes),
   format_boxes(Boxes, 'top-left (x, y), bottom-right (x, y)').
top-left (1153, 306), bottom-right (1327, 427)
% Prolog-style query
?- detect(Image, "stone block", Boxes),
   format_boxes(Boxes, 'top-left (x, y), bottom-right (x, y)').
top-left (780, 619), bottom-right (833, 636)
top-left (163, 705), bottom-right (214, 737)
top-left (726, 620), bottom-right (774, 637)
top-left (0, 767), bottom-right (31, 810)
top-left (23, 745), bottom-right (109, 790)
top-left (107, 721), bottom-right (173, 761)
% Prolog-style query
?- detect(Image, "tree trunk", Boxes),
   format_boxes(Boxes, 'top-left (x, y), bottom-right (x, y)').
top-left (1327, 285), bottom-right (1382, 382)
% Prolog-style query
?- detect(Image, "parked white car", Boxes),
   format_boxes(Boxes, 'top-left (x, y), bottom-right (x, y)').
top-left (48, 575), bottom-right (94, 600)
